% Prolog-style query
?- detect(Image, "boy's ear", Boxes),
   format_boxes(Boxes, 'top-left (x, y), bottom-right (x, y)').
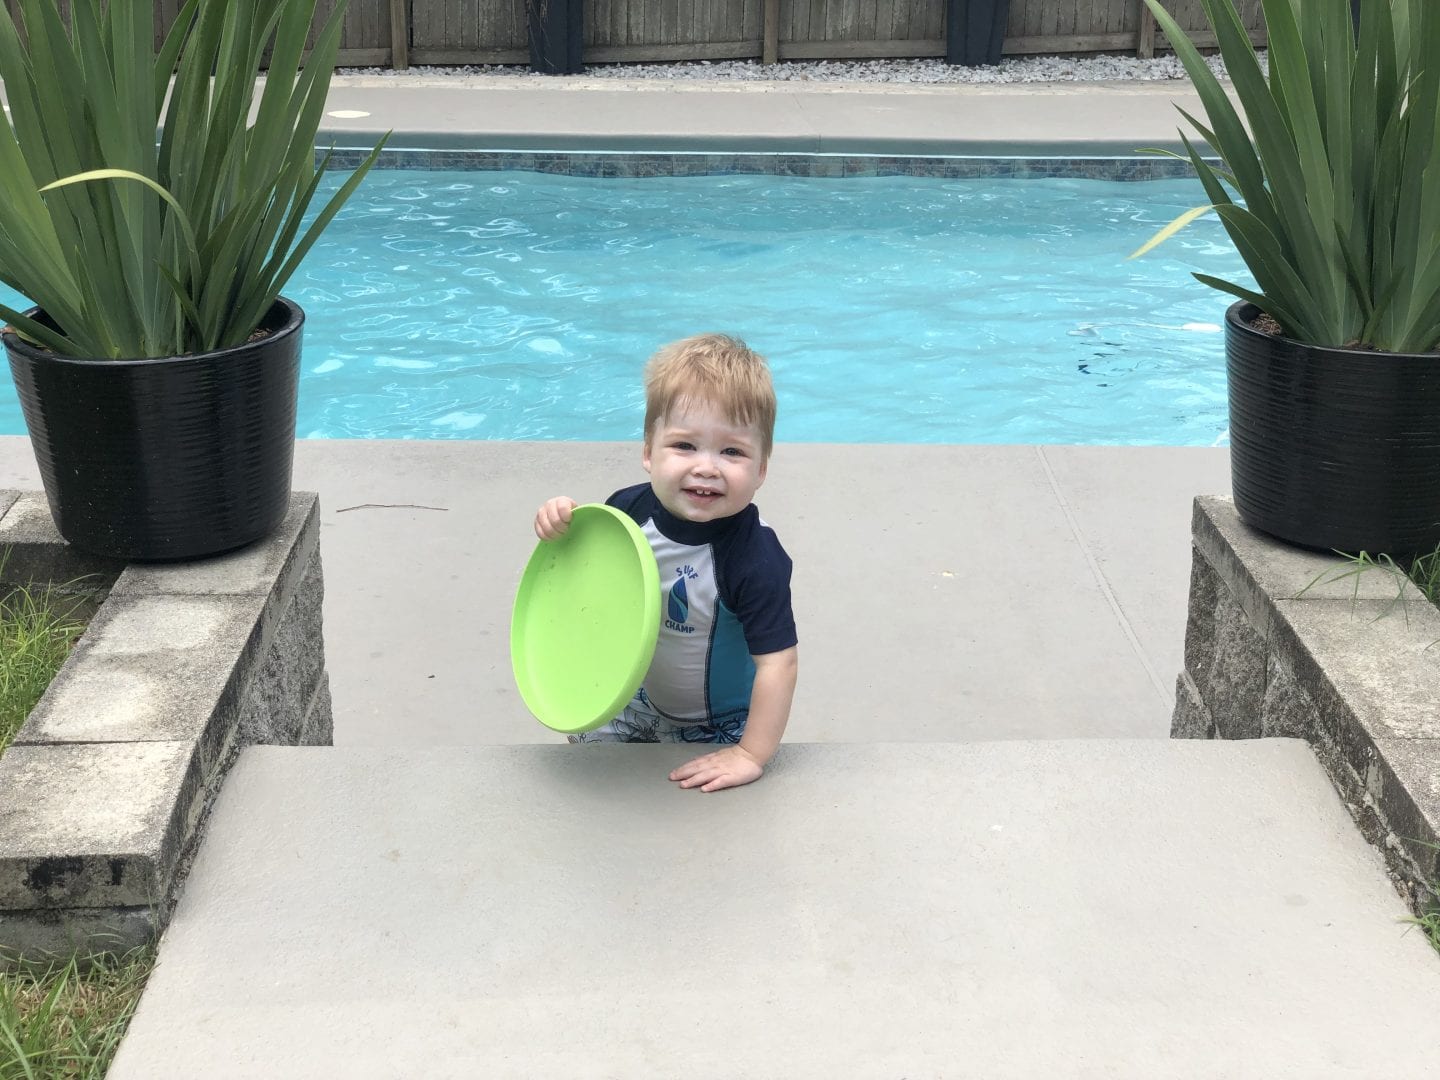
top-left (756, 455), bottom-right (768, 487)
top-left (641, 440), bottom-right (653, 474)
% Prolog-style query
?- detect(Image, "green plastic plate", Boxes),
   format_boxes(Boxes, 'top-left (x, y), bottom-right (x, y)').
top-left (511, 503), bottom-right (661, 734)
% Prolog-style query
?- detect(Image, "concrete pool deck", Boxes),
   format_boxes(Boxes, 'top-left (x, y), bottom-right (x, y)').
top-left (314, 74), bottom-right (1214, 156)
top-left (0, 439), bottom-right (1227, 747)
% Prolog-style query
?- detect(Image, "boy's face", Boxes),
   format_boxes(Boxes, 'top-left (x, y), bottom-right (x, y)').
top-left (643, 399), bottom-right (767, 523)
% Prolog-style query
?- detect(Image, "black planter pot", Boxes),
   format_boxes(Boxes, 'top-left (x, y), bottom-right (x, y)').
top-left (1226, 300), bottom-right (1440, 556)
top-left (2, 298), bottom-right (303, 562)
top-left (945, 0), bottom-right (1010, 67)
top-left (527, 0), bottom-right (584, 75)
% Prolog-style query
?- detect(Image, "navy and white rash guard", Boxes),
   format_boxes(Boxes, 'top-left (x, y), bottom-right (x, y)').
top-left (607, 483), bottom-right (797, 725)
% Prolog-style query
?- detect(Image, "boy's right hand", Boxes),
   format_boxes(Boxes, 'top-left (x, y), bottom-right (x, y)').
top-left (534, 496), bottom-right (577, 541)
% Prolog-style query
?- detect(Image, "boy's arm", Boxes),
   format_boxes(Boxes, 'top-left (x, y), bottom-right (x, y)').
top-left (738, 646), bottom-right (799, 766)
top-left (669, 645), bottom-right (798, 793)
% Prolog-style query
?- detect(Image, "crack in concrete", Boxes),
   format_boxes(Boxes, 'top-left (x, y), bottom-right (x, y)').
top-left (1034, 445), bottom-right (1172, 707)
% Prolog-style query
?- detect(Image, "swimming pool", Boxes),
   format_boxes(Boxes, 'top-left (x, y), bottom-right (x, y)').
top-left (0, 167), bottom-right (1247, 445)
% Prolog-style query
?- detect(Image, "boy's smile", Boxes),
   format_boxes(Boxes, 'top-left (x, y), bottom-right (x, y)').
top-left (643, 400), bottom-right (767, 523)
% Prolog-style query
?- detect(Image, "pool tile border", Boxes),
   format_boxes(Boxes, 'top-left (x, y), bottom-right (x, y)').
top-left (320, 148), bottom-right (1203, 181)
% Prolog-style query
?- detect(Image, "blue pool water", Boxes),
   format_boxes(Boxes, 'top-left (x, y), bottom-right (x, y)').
top-left (0, 169), bottom-right (1248, 445)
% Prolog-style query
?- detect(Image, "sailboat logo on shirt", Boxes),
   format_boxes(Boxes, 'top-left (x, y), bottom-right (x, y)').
top-left (668, 576), bottom-right (689, 623)
top-left (665, 565), bottom-right (700, 632)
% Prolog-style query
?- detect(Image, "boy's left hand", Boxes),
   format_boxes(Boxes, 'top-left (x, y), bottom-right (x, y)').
top-left (670, 746), bottom-right (763, 793)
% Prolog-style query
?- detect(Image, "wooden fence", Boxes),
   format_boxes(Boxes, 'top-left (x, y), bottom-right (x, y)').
top-left (3, 1), bottom-right (1267, 69)
top-left (349, 0), bottom-right (1267, 68)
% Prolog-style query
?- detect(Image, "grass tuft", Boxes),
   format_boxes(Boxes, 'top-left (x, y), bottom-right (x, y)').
top-left (1403, 908), bottom-right (1440, 956)
top-left (0, 946), bottom-right (157, 1080)
top-left (1296, 542), bottom-right (1440, 623)
top-left (0, 575), bottom-right (86, 756)
top-left (1401, 841), bottom-right (1440, 959)
top-left (1406, 545), bottom-right (1440, 605)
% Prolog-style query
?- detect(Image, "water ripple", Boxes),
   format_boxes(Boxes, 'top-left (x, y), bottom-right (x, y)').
top-left (0, 170), bottom-right (1245, 444)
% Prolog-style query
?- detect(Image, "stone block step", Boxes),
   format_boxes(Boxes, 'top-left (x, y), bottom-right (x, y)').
top-left (111, 740), bottom-right (1439, 1078)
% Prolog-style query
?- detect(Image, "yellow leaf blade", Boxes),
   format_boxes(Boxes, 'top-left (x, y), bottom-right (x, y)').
top-left (1128, 204), bottom-right (1217, 260)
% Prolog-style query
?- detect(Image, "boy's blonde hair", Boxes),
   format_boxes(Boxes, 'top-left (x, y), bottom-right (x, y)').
top-left (643, 334), bottom-right (776, 459)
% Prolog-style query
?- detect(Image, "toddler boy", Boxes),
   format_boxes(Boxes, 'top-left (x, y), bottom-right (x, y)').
top-left (533, 334), bottom-right (798, 793)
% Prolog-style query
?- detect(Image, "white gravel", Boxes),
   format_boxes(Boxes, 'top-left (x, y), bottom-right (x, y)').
top-left (341, 52), bottom-right (1250, 85)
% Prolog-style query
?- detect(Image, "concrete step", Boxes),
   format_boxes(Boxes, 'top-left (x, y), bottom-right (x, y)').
top-left (111, 740), bottom-right (1439, 1078)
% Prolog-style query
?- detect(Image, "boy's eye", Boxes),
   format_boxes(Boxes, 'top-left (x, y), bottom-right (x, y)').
top-left (672, 441), bottom-right (694, 451)
top-left (722, 447), bottom-right (745, 457)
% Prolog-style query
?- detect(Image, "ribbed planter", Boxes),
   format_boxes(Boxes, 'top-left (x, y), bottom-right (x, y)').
top-left (1226, 300), bottom-right (1440, 556)
top-left (2, 298), bottom-right (303, 562)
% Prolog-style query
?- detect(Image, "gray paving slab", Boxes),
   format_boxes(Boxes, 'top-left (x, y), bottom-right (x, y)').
top-left (314, 77), bottom-right (1214, 156)
top-left (109, 739), bottom-right (1440, 1079)
top-left (1038, 446), bottom-right (1233, 701)
top-left (765, 443), bottom-right (1174, 742)
top-left (0, 437), bottom-right (1225, 746)
top-left (19, 593), bottom-right (264, 744)
top-left (0, 741), bottom-right (193, 910)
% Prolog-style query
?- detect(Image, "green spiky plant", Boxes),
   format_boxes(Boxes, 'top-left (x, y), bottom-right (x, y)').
top-left (0, 0), bottom-right (386, 360)
top-left (1133, 0), bottom-right (1440, 353)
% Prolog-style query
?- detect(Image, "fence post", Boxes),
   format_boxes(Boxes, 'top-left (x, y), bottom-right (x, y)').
top-left (945, 0), bottom-right (1009, 67)
top-left (390, 0), bottom-right (409, 70)
top-left (526, 0), bottom-right (585, 74)
top-left (1136, 0), bottom-right (1155, 59)
top-left (763, 0), bottom-right (779, 65)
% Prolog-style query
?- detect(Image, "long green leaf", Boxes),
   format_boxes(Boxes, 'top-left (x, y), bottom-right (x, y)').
top-left (192, 0), bottom-right (263, 231)
top-left (160, 0), bottom-right (226, 222)
top-left (1260, 0), bottom-right (1345, 331)
top-left (1202, 0), bottom-right (1334, 336)
top-left (40, 169), bottom-right (201, 295)
top-left (245, 0), bottom-right (324, 193)
top-left (0, 117), bottom-right (75, 307)
top-left (0, 303), bottom-right (77, 355)
top-left (1143, 0), bottom-right (1282, 240)
top-left (1212, 203), bottom-right (1323, 340)
top-left (79, 0), bottom-right (150, 346)
top-left (233, 138), bottom-right (389, 343)
top-left (1362, 269), bottom-right (1407, 347)
top-left (1393, 1), bottom-right (1440, 336)
top-left (257, 2), bottom-right (351, 235)
top-left (154, 0), bottom-right (201, 116)
top-left (1, 2), bottom-right (137, 352)
top-left (1317, 0), bottom-right (1352, 259)
top-left (1395, 283), bottom-right (1440, 354)
top-left (1191, 273), bottom-right (1279, 317)
top-left (1177, 128), bottom-right (1241, 215)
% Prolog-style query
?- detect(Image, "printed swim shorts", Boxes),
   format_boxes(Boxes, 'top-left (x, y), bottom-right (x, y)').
top-left (568, 692), bottom-right (747, 746)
